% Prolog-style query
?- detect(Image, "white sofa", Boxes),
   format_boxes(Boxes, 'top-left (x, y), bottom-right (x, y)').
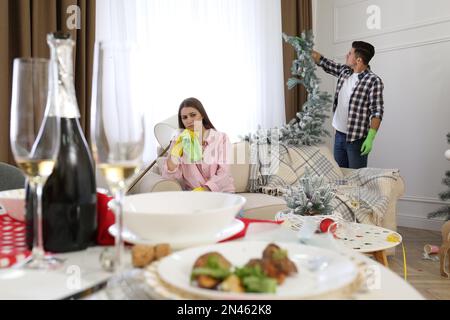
top-left (129, 142), bottom-right (404, 232)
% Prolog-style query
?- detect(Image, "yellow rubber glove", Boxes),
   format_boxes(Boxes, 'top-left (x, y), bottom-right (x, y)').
top-left (170, 135), bottom-right (183, 159)
top-left (192, 187), bottom-right (207, 192)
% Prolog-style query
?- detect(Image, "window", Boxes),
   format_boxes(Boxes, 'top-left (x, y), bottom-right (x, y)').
top-left (96, 0), bottom-right (285, 162)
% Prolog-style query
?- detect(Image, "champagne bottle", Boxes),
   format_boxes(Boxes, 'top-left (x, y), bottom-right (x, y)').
top-left (26, 32), bottom-right (97, 252)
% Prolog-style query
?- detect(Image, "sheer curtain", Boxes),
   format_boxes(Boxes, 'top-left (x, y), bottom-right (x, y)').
top-left (96, 0), bottom-right (286, 162)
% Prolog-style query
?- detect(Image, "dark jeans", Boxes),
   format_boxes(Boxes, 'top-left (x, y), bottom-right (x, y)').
top-left (334, 131), bottom-right (368, 169)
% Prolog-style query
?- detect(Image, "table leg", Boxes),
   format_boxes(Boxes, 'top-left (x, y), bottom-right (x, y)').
top-left (372, 250), bottom-right (388, 267)
top-left (439, 244), bottom-right (450, 278)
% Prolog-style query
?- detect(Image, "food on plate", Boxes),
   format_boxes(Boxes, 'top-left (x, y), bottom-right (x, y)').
top-left (220, 274), bottom-right (245, 293)
top-left (191, 252), bottom-right (232, 289)
top-left (261, 243), bottom-right (298, 284)
top-left (155, 243), bottom-right (172, 260)
top-left (132, 244), bottom-right (155, 268)
top-left (190, 243), bottom-right (297, 293)
top-left (132, 243), bottom-right (172, 268)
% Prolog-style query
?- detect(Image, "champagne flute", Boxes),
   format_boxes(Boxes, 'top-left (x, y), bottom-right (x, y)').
top-left (326, 220), bottom-right (348, 250)
top-left (348, 186), bottom-right (361, 232)
top-left (10, 58), bottom-right (61, 269)
top-left (91, 41), bottom-right (145, 297)
top-left (333, 179), bottom-right (359, 225)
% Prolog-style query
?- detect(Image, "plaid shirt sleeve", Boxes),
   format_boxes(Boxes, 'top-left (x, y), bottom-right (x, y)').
top-left (318, 56), bottom-right (348, 78)
top-left (368, 77), bottom-right (384, 121)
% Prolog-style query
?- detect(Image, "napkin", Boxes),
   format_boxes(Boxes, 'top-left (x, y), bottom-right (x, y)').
top-left (96, 191), bottom-right (115, 246)
top-left (219, 218), bottom-right (284, 242)
top-left (0, 214), bottom-right (30, 268)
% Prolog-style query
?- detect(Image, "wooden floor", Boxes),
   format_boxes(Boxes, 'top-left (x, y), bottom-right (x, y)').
top-left (387, 227), bottom-right (450, 300)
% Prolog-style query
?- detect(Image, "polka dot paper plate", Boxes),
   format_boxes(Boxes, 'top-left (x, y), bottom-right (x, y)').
top-left (332, 222), bottom-right (402, 253)
top-left (276, 211), bottom-right (402, 254)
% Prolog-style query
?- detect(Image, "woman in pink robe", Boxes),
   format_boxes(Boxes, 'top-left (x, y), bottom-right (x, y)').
top-left (161, 97), bottom-right (235, 193)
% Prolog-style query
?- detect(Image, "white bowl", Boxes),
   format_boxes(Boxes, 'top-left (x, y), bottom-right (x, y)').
top-left (0, 189), bottom-right (25, 221)
top-left (110, 192), bottom-right (246, 244)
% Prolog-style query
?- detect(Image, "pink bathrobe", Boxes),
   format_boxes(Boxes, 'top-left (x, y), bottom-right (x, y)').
top-left (161, 129), bottom-right (235, 193)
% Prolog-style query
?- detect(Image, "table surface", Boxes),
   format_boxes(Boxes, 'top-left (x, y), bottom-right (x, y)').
top-left (0, 223), bottom-right (423, 300)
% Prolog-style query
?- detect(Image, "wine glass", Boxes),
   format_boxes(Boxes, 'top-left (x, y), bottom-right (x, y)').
top-left (348, 186), bottom-right (360, 228)
top-left (333, 179), bottom-right (359, 226)
top-left (91, 41), bottom-right (145, 298)
top-left (325, 220), bottom-right (351, 251)
top-left (10, 58), bottom-right (61, 269)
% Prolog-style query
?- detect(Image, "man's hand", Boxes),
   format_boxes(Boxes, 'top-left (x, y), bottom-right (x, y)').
top-left (311, 50), bottom-right (322, 64)
top-left (360, 128), bottom-right (377, 156)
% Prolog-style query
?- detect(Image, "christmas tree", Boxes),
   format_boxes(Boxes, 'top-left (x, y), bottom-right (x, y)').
top-left (428, 132), bottom-right (450, 220)
top-left (242, 31), bottom-right (332, 146)
top-left (281, 31), bottom-right (332, 147)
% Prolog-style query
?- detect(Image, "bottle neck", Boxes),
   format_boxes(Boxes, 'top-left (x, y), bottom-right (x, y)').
top-left (47, 35), bottom-right (80, 119)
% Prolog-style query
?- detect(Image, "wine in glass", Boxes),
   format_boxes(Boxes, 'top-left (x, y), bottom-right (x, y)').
top-left (10, 58), bottom-right (61, 269)
top-left (349, 186), bottom-right (360, 227)
top-left (91, 41), bottom-right (145, 297)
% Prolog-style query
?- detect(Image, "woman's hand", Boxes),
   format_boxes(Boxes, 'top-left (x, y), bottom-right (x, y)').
top-left (170, 135), bottom-right (184, 159)
top-left (167, 134), bottom-right (184, 171)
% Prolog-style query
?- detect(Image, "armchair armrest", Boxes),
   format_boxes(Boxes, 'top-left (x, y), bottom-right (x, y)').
top-left (340, 167), bottom-right (405, 198)
top-left (127, 172), bottom-right (182, 194)
top-left (340, 167), bottom-right (405, 234)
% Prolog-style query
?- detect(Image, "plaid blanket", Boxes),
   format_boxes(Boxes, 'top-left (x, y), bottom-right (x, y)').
top-left (248, 143), bottom-right (343, 194)
top-left (248, 142), bottom-right (401, 225)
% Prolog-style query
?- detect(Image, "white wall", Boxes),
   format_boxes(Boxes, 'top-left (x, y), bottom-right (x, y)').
top-left (313, 0), bottom-right (450, 230)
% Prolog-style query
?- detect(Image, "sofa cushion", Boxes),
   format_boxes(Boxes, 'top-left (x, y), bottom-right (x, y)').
top-left (154, 142), bottom-right (343, 193)
top-left (129, 171), bottom-right (182, 194)
top-left (239, 192), bottom-right (287, 220)
top-left (255, 144), bottom-right (344, 196)
top-left (317, 145), bottom-right (344, 178)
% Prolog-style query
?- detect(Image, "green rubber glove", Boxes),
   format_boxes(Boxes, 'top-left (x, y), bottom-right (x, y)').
top-left (180, 129), bottom-right (202, 162)
top-left (360, 128), bottom-right (377, 156)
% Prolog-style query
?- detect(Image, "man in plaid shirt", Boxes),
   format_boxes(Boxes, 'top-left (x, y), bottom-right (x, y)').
top-left (312, 41), bottom-right (384, 169)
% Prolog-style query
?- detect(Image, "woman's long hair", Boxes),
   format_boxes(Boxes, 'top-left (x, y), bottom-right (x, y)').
top-left (178, 97), bottom-right (215, 130)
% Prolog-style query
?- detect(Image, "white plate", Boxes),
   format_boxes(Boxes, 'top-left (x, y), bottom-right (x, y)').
top-left (157, 241), bottom-right (359, 299)
top-left (109, 218), bottom-right (245, 250)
